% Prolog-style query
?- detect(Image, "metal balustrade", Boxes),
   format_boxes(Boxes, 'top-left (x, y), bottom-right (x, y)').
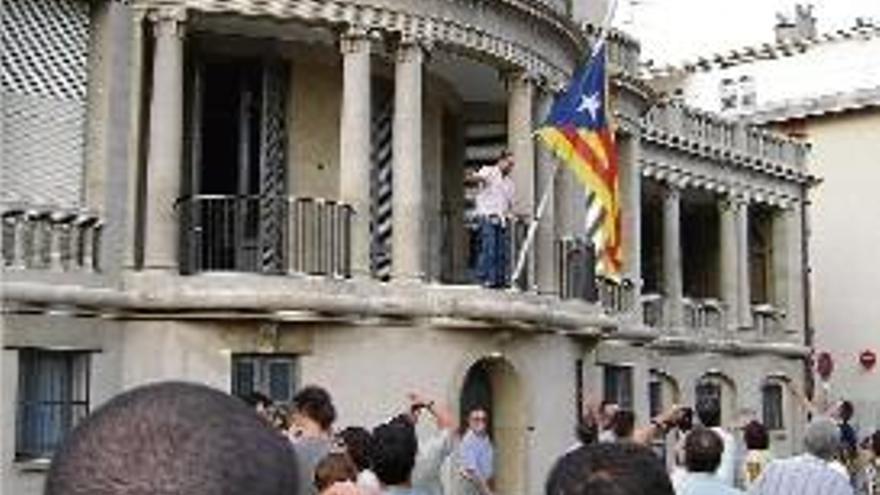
top-left (177, 195), bottom-right (353, 277)
top-left (1, 204), bottom-right (102, 272)
top-left (556, 237), bottom-right (597, 300)
top-left (682, 297), bottom-right (724, 332)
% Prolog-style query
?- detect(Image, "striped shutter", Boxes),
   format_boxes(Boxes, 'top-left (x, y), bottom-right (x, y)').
top-left (369, 100), bottom-right (393, 280)
top-left (258, 62), bottom-right (288, 273)
top-left (2, 0), bottom-right (89, 207)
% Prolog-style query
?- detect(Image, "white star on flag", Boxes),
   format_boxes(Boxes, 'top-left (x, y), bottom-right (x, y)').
top-left (577, 92), bottom-right (601, 121)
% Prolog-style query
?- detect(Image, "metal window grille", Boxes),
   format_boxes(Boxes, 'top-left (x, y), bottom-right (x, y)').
top-left (16, 349), bottom-right (90, 460)
top-left (1, 0), bottom-right (90, 207)
top-left (231, 354), bottom-right (298, 405)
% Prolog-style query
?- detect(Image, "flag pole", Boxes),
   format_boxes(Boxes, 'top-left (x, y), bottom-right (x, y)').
top-left (509, 0), bottom-right (620, 288)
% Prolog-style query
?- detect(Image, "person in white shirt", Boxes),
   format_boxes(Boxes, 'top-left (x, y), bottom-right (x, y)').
top-left (470, 151), bottom-right (515, 288)
top-left (750, 418), bottom-right (854, 495)
top-left (694, 396), bottom-right (736, 486)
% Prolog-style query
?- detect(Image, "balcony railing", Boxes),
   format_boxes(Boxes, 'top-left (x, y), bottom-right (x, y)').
top-left (683, 297), bottom-right (724, 332)
top-left (177, 195), bottom-right (353, 277)
top-left (557, 236), bottom-right (596, 300)
top-left (641, 293), bottom-right (664, 328)
top-left (643, 101), bottom-right (808, 170)
top-left (596, 276), bottom-right (636, 315)
top-left (1, 204), bottom-right (102, 272)
top-left (752, 303), bottom-right (785, 335)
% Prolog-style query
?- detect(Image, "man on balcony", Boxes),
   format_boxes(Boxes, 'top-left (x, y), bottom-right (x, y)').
top-left (470, 150), bottom-right (515, 289)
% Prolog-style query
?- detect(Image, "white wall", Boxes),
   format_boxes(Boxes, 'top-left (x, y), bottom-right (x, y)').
top-left (676, 35), bottom-right (880, 114)
top-left (808, 111), bottom-right (880, 429)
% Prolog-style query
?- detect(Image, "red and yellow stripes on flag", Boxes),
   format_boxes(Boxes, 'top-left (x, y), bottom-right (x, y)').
top-left (537, 125), bottom-right (621, 275)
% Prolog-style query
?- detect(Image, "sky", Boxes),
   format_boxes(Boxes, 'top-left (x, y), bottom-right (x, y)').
top-left (611, 0), bottom-right (880, 66)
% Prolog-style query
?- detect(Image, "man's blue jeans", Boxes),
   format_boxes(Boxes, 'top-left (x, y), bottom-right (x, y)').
top-left (476, 216), bottom-right (508, 288)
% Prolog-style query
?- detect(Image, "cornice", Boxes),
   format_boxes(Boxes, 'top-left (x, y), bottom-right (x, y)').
top-left (136, 0), bottom-right (584, 88)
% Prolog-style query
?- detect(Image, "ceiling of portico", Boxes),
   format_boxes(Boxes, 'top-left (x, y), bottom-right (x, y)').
top-left (428, 51), bottom-right (507, 104)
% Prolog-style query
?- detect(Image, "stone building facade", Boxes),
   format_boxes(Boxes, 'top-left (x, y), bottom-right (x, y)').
top-left (1, 1), bottom-right (815, 493)
top-left (648, 9), bottom-right (880, 431)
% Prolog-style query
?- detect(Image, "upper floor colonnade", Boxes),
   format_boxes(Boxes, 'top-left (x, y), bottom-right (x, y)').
top-left (133, 1), bottom-right (599, 282)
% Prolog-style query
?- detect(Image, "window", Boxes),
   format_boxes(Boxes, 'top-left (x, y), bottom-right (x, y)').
top-left (232, 354), bottom-right (298, 404)
top-left (762, 383), bottom-right (784, 430)
top-left (603, 365), bottom-right (633, 410)
top-left (739, 75), bottom-right (757, 109)
top-left (720, 78), bottom-right (737, 111)
top-left (695, 379), bottom-right (722, 416)
top-left (750, 207), bottom-right (775, 304)
top-left (16, 349), bottom-right (90, 460)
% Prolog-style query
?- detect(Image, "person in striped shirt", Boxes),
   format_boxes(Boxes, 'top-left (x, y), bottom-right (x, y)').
top-left (750, 418), bottom-right (854, 495)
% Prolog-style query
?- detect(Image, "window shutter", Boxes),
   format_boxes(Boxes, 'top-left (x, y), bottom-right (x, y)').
top-left (2, 0), bottom-right (89, 207)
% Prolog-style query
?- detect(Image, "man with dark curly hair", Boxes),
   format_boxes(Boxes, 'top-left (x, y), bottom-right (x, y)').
top-left (545, 442), bottom-right (674, 495)
top-left (44, 381), bottom-right (298, 495)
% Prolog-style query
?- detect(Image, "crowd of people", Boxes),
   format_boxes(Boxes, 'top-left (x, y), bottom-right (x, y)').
top-left (44, 380), bottom-right (880, 495)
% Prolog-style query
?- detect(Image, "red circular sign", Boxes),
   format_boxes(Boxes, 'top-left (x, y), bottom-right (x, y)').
top-left (859, 350), bottom-right (877, 370)
top-left (816, 352), bottom-right (834, 380)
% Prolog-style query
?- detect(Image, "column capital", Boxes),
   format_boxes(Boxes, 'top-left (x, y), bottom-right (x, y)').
top-left (339, 25), bottom-right (377, 54)
top-left (503, 69), bottom-right (539, 89)
top-left (662, 180), bottom-right (682, 199)
top-left (394, 36), bottom-right (427, 63)
top-left (148, 6), bottom-right (186, 39)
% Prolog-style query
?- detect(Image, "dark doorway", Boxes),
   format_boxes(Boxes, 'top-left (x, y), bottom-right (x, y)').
top-left (183, 56), bottom-right (288, 273)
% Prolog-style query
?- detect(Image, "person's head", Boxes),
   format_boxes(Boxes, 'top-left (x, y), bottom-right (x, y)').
top-left (291, 385), bottom-right (337, 435)
top-left (599, 401), bottom-right (619, 429)
top-left (243, 391), bottom-right (273, 419)
top-left (695, 396), bottom-right (721, 428)
top-left (337, 426), bottom-right (375, 472)
top-left (45, 382), bottom-right (298, 495)
top-left (468, 408), bottom-right (489, 435)
top-left (743, 420), bottom-right (770, 451)
top-left (870, 430), bottom-right (880, 457)
top-left (684, 426), bottom-right (724, 473)
top-left (835, 400), bottom-right (854, 422)
top-left (314, 452), bottom-right (358, 493)
top-left (803, 417), bottom-right (841, 460)
top-left (371, 420), bottom-right (418, 487)
top-left (497, 150), bottom-right (514, 175)
top-left (610, 409), bottom-right (636, 439)
top-left (545, 442), bottom-right (674, 495)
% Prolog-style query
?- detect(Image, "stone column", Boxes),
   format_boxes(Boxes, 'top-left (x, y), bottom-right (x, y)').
top-left (507, 72), bottom-right (535, 286)
top-left (736, 198), bottom-right (753, 329)
top-left (662, 182), bottom-right (683, 329)
top-left (618, 131), bottom-right (642, 321)
top-left (774, 203), bottom-right (805, 334)
top-left (143, 8), bottom-right (185, 270)
top-left (719, 196), bottom-right (740, 330)
top-left (534, 89), bottom-right (556, 294)
top-left (391, 40), bottom-right (424, 281)
top-left (339, 29), bottom-right (372, 278)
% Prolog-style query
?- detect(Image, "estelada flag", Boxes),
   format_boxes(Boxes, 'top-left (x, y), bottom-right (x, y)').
top-left (536, 44), bottom-right (621, 276)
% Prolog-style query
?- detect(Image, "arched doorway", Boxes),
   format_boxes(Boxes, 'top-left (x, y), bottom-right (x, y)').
top-left (459, 357), bottom-right (527, 495)
top-left (696, 372), bottom-right (737, 427)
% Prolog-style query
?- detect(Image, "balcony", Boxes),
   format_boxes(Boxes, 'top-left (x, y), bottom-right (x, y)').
top-left (642, 101), bottom-right (809, 171)
top-left (1, 204), bottom-right (102, 273)
top-left (177, 195), bottom-right (352, 278)
top-left (752, 304), bottom-right (786, 335)
top-left (682, 297), bottom-right (725, 333)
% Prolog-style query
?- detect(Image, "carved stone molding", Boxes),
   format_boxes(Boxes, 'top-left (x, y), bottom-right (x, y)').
top-left (148, 6), bottom-right (187, 39)
top-left (134, 0), bottom-right (579, 86)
